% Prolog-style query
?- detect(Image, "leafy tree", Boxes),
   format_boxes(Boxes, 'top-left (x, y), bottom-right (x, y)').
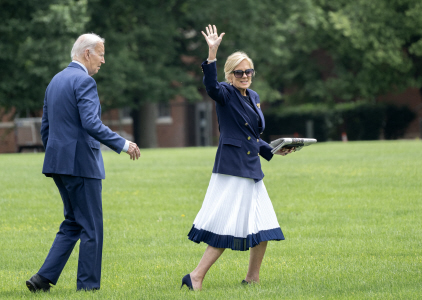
top-left (2, 0), bottom-right (421, 143)
top-left (174, 0), bottom-right (286, 103)
top-left (177, 0), bottom-right (422, 105)
top-left (0, 0), bottom-right (89, 116)
top-left (250, 0), bottom-right (422, 104)
top-left (87, 0), bottom-right (201, 147)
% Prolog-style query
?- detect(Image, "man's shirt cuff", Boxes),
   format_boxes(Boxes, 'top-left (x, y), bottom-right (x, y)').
top-left (122, 140), bottom-right (130, 152)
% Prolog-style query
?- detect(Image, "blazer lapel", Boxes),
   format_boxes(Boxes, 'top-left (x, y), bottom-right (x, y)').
top-left (233, 88), bottom-right (259, 136)
top-left (249, 93), bottom-right (265, 132)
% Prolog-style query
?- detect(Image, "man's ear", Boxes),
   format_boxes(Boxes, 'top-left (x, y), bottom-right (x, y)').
top-left (84, 49), bottom-right (90, 61)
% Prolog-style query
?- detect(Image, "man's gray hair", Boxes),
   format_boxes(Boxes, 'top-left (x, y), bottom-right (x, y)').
top-left (71, 33), bottom-right (105, 59)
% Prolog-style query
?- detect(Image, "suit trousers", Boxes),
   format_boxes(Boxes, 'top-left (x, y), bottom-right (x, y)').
top-left (38, 174), bottom-right (103, 290)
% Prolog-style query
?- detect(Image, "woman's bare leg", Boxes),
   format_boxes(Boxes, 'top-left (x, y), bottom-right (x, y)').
top-left (245, 241), bottom-right (268, 283)
top-left (190, 245), bottom-right (225, 290)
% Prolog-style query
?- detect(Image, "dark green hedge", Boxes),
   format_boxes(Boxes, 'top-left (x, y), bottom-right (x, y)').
top-left (263, 102), bottom-right (416, 142)
top-left (384, 104), bottom-right (417, 139)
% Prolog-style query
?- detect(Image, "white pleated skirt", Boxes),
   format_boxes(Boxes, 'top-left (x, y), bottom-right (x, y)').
top-left (188, 173), bottom-right (285, 251)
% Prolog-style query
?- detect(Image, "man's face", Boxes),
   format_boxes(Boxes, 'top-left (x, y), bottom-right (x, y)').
top-left (87, 42), bottom-right (105, 76)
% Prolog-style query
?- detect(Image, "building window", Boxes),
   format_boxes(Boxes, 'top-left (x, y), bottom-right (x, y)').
top-left (157, 102), bottom-right (172, 124)
top-left (158, 102), bottom-right (170, 117)
top-left (120, 107), bottom-right (131, 118)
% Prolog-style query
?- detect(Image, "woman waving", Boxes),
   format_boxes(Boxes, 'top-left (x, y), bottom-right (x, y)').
top-left (182, 25), bottom-right (294, 291)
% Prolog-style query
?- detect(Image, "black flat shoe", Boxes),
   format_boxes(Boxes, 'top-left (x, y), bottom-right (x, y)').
top-left (26, 274), bottom-right (51, 292)
top-left (241, 279), bottom-right (250, 285)
top-left (181, 274), bottom-right (193, 290)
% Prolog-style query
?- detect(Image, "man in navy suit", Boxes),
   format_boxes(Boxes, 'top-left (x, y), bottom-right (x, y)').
top-left (26, 33), bottom-right (140, 292)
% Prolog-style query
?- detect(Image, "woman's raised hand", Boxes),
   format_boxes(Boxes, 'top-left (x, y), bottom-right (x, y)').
top-left (201, 25), bottom-right (225, 52)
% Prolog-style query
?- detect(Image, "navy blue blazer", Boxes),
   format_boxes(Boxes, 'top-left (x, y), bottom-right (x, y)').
top-left (202, 61), bottom-right (273, 182)
top-left (40, 62), bottom-right (126, 180)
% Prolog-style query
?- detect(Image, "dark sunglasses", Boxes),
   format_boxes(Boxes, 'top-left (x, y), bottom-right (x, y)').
top-left (232, 69), bottom-right (254, 78)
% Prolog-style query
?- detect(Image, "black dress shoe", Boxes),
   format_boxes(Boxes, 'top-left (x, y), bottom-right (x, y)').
top-left (241, 279), bottom-right (250, 285)
top-left (26, 274), bottom-right (51, 292)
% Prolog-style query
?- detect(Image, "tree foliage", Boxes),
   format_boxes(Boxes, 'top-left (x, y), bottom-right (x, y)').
top-left (86, 0), bottom-right (203, 110)
top-left (1, 0), bottom-right (422, 115)
top-left (0, 0), bottom-right (89, 114)
top-left (249, 0), bottom-right (422, 104)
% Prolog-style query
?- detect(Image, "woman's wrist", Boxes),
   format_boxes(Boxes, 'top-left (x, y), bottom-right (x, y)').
top-left (207, 52), bottom-right (217, 63)
top-left (208, 49), bottom-right (217, 60)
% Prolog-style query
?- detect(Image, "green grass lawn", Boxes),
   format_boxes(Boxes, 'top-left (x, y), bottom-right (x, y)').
top-left (0, 140), bottom-right (421, 299)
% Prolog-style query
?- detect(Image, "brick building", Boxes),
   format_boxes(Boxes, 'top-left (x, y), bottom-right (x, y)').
top-left (101, 94), bottom-right (220, 149)
top-left (0, 108), bottom-right (17, 153)
top-left (1, 86), bottom-right (421, 153)
top-left (0, 94), bottom-right (220, 153)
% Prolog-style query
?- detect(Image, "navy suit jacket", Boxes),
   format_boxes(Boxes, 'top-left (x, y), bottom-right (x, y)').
top-left (202, 61), bottom-right (273, 182)
top-left (40, 62), bottom-right (126, 180)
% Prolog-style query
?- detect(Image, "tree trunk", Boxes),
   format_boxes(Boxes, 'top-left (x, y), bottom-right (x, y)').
top-left (131, 102), bottom-right (158, 148)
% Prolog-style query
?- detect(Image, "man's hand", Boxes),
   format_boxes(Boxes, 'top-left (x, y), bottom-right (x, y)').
top-left (275, 147), bottom-right (295, 156)
top-left (126, 141), bottom-right (140, 160)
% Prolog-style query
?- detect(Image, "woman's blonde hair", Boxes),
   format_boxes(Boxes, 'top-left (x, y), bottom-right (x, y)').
top-left (224, 51), bottom-right (255, 83)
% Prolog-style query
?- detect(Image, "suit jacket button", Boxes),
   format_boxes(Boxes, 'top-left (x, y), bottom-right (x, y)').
top-left (245, 123), bottom-right (248, 126)
top-left (247, 151), bottom-right (250, 155)
top-left (248, 136), bottom-right (251, 140)
top-left (257, 139), bottom-right (259, 142)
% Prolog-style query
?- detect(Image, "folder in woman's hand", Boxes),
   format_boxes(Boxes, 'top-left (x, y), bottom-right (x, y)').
top-left (269, 138), bottom-right (317, 154)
